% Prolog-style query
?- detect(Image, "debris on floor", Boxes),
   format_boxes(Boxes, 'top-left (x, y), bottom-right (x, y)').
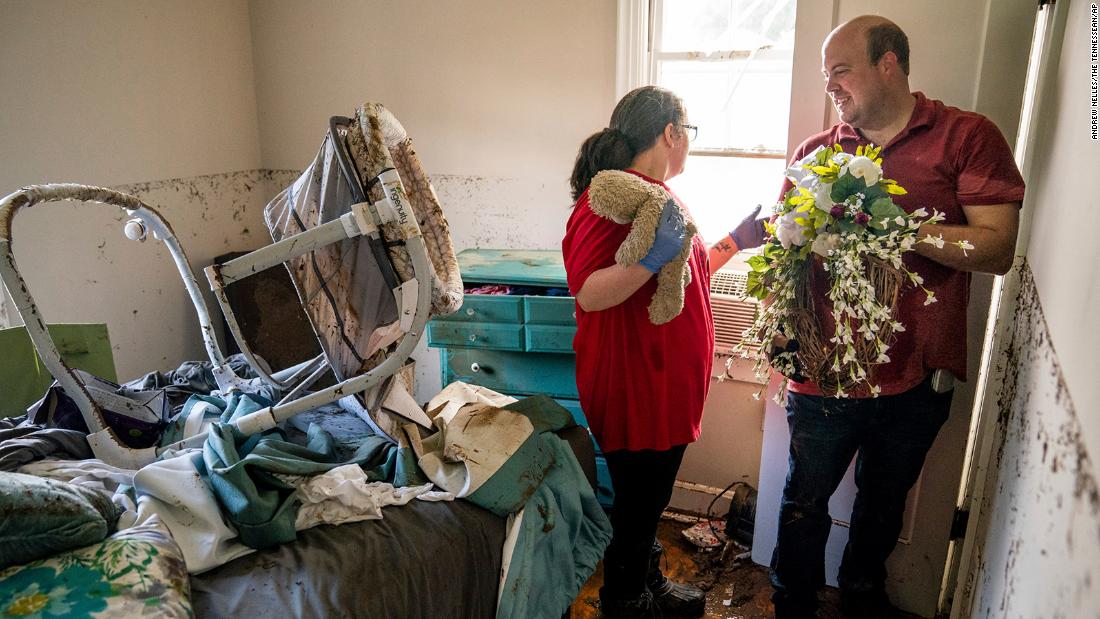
top-left (681, 519), bottom-right (727, 549)
top-left (569, 513), bottom-right (934, 619)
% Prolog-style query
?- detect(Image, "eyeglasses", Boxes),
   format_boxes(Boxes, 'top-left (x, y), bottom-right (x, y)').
top-left (681, 124), bottom-right (698, 142)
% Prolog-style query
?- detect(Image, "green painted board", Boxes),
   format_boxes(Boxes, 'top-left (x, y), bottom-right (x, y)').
top-left (457, 249), bottom-right (567, 288)
top-left (0, 324), bottom-right (116, 418)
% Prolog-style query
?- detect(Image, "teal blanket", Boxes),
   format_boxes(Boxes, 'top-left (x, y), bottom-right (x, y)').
top-left (466, 396), bottom-right (613, 619)
top-left (197, 392), bottom-right (424, 549)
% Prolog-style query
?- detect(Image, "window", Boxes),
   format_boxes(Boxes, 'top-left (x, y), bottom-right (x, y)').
top-left (620, 0), bottom-right (797, 244)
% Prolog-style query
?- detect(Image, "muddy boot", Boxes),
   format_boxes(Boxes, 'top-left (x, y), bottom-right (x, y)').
top-left (646, 541), bottom-right (705, 617)
top-left (599, 588), bottom-right (656, 619)
top-left (839, 588), bottom-right (905, 619)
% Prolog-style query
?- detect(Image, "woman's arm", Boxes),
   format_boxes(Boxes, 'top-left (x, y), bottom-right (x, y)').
top-left (574, 263), bottom-right (654, 312)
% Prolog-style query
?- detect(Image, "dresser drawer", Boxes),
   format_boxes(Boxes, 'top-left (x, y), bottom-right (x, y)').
top-left (524, 296), bottom-right (576, 325)
top-left (442, 349), bottom-right (579, 400)
top-left (525, 324), bottom-right (576, 353)
top-left (427, 321), bottom-right (524, 351)
top-left (436, 295), bottom-right (524, 324)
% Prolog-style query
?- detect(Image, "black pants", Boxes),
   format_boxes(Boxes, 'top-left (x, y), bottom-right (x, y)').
top-left (770, 374), bottom-right (953, 615)
top-left (601, 444), bottom-right (687, 600)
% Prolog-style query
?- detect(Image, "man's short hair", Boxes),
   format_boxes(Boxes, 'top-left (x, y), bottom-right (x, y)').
top-left (866, 23), bottom-right (909, 75)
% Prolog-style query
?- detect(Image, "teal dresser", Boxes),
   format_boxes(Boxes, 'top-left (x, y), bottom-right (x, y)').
top-left (426, 249), bottom-right (614, 507)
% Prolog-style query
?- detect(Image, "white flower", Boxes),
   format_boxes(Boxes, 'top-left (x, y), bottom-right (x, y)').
top-left (813, 181), bottom-right (834, 212)
top-left (787, 146), bottom-right (825, 184)
top-left (955, 240), bottom-right (975, 256)
top-left (810, 232), bottom-right (842, 257)
top-left (921, 233), bottom-right (946, 249)
top-left (832, 151), bottom-right (854, 165)
top-left (774, 211), bottom-right (809, 249)
top-left (845, 155), bottom-right (882, 185)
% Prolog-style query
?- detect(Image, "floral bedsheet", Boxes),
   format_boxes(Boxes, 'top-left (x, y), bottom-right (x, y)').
top-left (0, 517), bottom-right (191, 619)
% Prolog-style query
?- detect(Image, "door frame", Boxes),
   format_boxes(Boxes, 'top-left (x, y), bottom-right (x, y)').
top-left (939, 1), bottom-right (1071, 615)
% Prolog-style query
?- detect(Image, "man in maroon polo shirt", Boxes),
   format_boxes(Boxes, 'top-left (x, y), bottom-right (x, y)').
top-left (765, 15), bottom-right (1026, 619)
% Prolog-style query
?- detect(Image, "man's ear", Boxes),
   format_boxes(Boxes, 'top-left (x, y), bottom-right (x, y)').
top-left (879, 51), bottom-right (898, 76)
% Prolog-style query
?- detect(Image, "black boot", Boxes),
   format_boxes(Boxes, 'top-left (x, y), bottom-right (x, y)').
top-left (839, 588), bottom-right (905, 619)
top-left (646, 541), bottom-right (705, 617)
top-left (771, 586), bottom-right (821, 619)
top-left (599, 588), bottom-right (656, 619)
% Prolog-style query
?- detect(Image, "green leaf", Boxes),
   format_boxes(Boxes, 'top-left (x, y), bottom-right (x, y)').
top-left (746, 254), bottom-right (768, 272)
top-left (763, 243), bottom-right (784, 260)
top-left (868, 197), bottom-right (906, 230)
top-left (860, 182), bottom-right (888, 203)
top-left (746, 271), bottom-right (767, 299)
top-left (830, 172), bottom-right (867, 202)
top-left (835, 218), bottom-right (861, 235)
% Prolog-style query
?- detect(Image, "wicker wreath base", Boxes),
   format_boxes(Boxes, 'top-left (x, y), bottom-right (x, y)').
top-left (790, 256), bottom-right (905, 395)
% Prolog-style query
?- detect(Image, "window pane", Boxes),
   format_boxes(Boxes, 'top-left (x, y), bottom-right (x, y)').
top-left (659, 0), bottom-right (796, 54)
top-left (667, 155), bottom-right (785, 245)
top-left (659, 55), bottom-right (792, 151)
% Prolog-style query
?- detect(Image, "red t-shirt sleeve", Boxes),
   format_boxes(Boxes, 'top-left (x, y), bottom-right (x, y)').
top-left (955, 117), bottom-right (1026, 207)
top-left (562, 194), bottom-right (630, 296)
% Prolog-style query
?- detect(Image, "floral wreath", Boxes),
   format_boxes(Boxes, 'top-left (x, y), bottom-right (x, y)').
top-left (736, 144), bottom-right (972, 399)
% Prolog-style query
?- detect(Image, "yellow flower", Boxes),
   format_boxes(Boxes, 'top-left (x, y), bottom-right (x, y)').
top-left (6, 591), bottom-right (50, 616)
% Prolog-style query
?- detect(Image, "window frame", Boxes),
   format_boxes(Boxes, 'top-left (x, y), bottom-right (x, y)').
top-left (630, 0), bottom-right (795, 162)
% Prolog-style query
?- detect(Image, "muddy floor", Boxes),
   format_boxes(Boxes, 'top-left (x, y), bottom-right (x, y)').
top-left (568, 516), bottom-right (927, 619)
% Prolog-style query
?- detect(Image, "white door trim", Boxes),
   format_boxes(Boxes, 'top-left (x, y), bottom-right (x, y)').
top-left (941, 1), bottom-right (1070, 616)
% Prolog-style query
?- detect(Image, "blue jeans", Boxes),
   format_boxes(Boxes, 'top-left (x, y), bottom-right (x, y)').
top-left (770, 374), bottom-right (952, 615)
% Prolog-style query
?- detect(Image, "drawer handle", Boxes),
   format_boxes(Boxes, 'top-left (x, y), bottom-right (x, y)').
top-left (465, 308), bottom-right (476, 316)
top-left (468, 334), bottom-right (478, 342)
top-left (572, 311), bottom-right (576, 319)
top-left (470, 362), bottom-right (494, 375)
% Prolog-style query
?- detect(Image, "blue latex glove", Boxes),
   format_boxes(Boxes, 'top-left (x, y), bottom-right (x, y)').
top-left (639, 199), bottom-right (687, 274)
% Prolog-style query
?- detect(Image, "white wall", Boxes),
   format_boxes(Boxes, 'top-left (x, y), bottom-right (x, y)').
top-left (961, 1), bottom-right (1100, 615)
top-left (1021, 0), bottom-right (1100, 460)
top-left (965, 267), bottom-right (1100, 618)
top-left (0, 0), bottom-right (261, 188)
top-left (247, 0), bottom-right (618, 399)
top-left (0, 0), bottom-right (266, 381)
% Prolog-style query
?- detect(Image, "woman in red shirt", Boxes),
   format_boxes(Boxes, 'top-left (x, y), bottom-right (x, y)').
top-left (563, 85), bottom-right (763, 618)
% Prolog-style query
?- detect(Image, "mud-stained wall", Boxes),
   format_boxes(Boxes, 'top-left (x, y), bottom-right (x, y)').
top-left (962, 265), bottom-right (1100, 617)
top-left (0, 0), bottom-right (264, 380)
top-left (5, 170), bottom-right (281, 381)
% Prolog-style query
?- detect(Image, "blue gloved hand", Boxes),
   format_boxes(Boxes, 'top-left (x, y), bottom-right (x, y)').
top-left (729, 204), bottom-right (769, 251)
top-left (639, 199), bottom-right (687, 274)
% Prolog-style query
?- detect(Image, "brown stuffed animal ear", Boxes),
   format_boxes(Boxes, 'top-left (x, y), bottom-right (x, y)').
top-left (589, 170), bottom-right (669, 225)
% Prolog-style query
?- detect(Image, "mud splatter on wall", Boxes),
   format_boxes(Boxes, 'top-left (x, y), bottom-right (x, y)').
top-left (2, 170), bottom-right (279, 380)
top-left (963, 263), bottom-right (1100, 617)
top-left (0, 169), bottom-right (566, 393)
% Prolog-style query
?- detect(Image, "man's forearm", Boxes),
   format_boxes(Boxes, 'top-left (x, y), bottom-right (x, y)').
top-left (914, 203), bottom-right (1019, 275)
top-left (574, 263), bottom-right (654, 312)
top-left (914, 222), bottom-right (1015, 275)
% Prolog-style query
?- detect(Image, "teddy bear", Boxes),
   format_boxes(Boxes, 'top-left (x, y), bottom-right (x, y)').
top-left (587, 169), bottom-right (698, 325)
